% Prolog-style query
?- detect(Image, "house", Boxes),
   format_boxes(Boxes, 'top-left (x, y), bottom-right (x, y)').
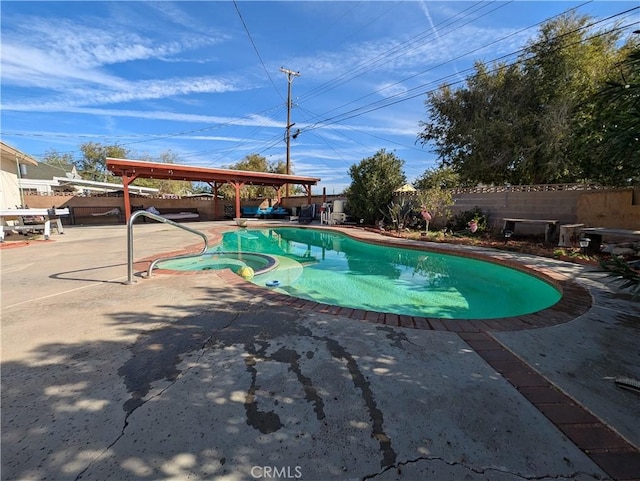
top-left (19, 161), bottom-right (160, 196)
top-left (2, 141), bottom-right (160, 203)
top-left (18, 161), bottom-right (82, 195)
top-left (1, 141), bottom-right (39, 210)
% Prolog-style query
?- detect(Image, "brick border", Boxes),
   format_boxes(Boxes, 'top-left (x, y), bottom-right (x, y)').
top-left (218, 269), bottom-right (590, 331)
top-left (458, 332), bottom-right (640, 481)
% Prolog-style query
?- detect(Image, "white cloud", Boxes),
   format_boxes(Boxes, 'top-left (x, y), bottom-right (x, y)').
top-left (144, 1), bottom-right (230, 38)
top-left (374, 82), bottom-right (408, 99)
top-left (286, 14), bottom-right (533, 95)
top-left (0, 0), bottom-right (554, 185)
top-left (14, 17), bottom-right (183, 68)
top-left (0, 13), bottom-right (230, 97)
top-left (2, 73), bottom-right (252, 109)
top-left (1, 43), bottom-right (129, 90)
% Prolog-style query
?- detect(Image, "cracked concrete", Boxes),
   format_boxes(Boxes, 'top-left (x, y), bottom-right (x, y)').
top-left (365, 455), bottom-right (606, 480)
top-left (1, 222), bottom-right (637, 481)
top-left (67, 311), bottom-right (606, 480)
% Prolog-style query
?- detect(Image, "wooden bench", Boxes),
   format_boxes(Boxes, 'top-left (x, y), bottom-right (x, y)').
top-left (580, 227), bottom-right (640, 253)
top-left (503, 218), bottom-right (559, 243)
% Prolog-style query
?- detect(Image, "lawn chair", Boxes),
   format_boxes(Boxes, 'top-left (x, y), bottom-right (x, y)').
top-left (298, 204), bottom-right (316, 224)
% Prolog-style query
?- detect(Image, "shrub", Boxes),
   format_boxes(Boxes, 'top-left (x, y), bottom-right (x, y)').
top-left (381, 198), bottom-right (418, 232)
top-left (448, 207), bottom-right (488, 233)
top-left (600, 255), bottom-right (640, 300)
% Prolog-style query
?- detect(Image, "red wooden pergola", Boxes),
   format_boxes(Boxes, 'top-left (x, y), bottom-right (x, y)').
top-left (106, 157), bottom-right (320, 223)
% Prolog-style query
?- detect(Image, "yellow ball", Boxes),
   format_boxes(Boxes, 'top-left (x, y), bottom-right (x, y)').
top-left (237, 266), bottom-right (254, 280)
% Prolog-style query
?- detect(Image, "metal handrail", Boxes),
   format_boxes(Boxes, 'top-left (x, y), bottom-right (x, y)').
top-left (126, 210), bottom-right (209, 284)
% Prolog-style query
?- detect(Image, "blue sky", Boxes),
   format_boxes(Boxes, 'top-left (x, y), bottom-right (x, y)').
top-left (1, 1), bottom-right (638, 194)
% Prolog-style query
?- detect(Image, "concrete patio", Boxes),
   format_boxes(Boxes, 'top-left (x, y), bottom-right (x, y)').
top-left (1, 221), bottom-right (639, 481)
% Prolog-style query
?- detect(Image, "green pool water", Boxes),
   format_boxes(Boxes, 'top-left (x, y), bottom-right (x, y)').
top-left (158, 252), bottom-right (276, 274)
top-left (160, 227), bottom-right (561, 319)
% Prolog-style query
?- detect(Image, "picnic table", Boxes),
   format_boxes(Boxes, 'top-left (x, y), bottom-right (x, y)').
top-left (0, 208), bottom-right (69, 241)
top-left (503, 218), bottom-right (559, 243)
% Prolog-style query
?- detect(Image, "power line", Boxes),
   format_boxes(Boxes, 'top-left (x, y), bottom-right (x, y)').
top-left (11, 3), bottom-right (637, 167)
top-left (232, 0), bottom-right (284, 102)
top-left (298, 9), bottom-right (639, 135)
top-left (16, 1), bottom-right (516, 163)
top-left (298, 3), bottom-right (525, 125)
top-left (298, 1), bottom-right (602, 128)
top-left (297, 1), bottom-right (510, 105)
top-left (297, 104), bottom-right (427, 156)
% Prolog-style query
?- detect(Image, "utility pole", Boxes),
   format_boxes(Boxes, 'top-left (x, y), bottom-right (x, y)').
top-left (280, 66), bottom-right (300, 198)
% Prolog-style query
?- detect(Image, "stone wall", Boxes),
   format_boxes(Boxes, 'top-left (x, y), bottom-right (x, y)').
top-left (576, 188), bottom-right (639, 230)
top-left (450, 185), bottom-right (638, 232)
top-left (23, 184), bottom-right (639, 231)
top-left (450, 187), bottom-right (583, 233)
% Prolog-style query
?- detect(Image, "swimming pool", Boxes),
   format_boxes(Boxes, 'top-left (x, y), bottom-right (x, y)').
top-left (158, 227), bottom-right (561, 319)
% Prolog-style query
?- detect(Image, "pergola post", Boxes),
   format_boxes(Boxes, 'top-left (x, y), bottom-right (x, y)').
top-left (274, 186), bottom-right (282, 205)
top-left (230, 181), bottom-right (245, 219)
top-left (208, 182), bottom-right (222, 219)
top-left (304, 184), bottom-right (312, 205)
top-left (121, 173), bottom-right (140, 224)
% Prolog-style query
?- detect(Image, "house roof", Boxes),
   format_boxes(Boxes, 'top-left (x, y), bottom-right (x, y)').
top-left (16, 157), bottom-right (158, 194)
top-left (1, 141), bottom-right (39, 166)
top-left (22, 162), bottom-right (76, 180)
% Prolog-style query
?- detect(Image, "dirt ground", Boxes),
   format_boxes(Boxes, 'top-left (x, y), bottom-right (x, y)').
top-left (380, 229), bottom-right (637, 268)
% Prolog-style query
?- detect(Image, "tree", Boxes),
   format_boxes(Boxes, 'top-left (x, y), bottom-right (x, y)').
top-left (133, 150), bottom-right (194, 195)
top-left (77, 142), bottom-right (129, 182)
top-left (382, 197), bottom-right (418, 232)
top-left (578, 45), bottom-right (640, 186)
top-left (418, 13), bottom-right (627, 185)
top-left (219, 154), bottom-right (295, 200)
top-left (344, 149), bottom-right (406, 225)
top-left (416, 187), bottom-right (454, 231)
top-left (519, 13), bottom-right (625, 183)
top-left (419, 61), bottom-right (533, 185)
top-left (41, 149), bottom-right (75, 168)
top-left (414, 165), bottom-right (460, 190)
top-left (419, 61), bottom-right (536, 184)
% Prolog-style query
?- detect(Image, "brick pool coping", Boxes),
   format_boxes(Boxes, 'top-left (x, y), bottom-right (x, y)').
top-left (218, 269), bottom-right (591, 332)
top-left (140, 224), bottom-right (640, 479)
